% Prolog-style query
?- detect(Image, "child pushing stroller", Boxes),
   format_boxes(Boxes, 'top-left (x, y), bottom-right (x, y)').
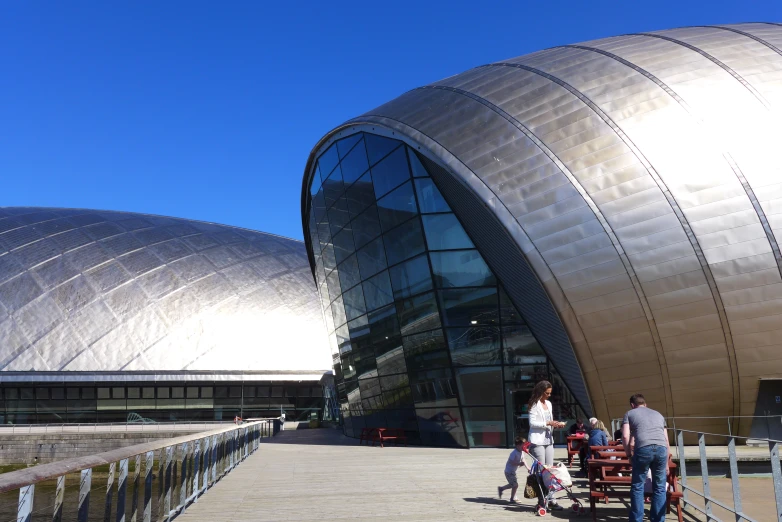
top-left (498, 436), bottom-right (585, 516)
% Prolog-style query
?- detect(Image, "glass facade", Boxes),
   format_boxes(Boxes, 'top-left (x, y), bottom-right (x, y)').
top-left (0, 381), bottom-right (324, 424)
top-left (306, 132), bottom-right (585, 447)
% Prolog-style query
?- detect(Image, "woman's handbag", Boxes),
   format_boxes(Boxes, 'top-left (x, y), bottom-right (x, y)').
top-left (523, 474), bottom-right (538, 499)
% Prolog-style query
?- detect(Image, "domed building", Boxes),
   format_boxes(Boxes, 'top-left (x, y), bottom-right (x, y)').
top-left (302, 22), bottom-right (782, 446)
top-left (0, 207), bottom-right (331, 423)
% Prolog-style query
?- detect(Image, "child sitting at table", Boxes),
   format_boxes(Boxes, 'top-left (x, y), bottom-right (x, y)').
top-left (582, 418), bottom-right (609, 473)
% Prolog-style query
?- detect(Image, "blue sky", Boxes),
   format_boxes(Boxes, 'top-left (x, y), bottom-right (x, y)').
top-left (2, 1), bottom-right (780, 240)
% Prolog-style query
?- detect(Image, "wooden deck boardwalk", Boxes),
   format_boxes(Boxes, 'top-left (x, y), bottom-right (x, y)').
top-left (177, 429), bottom-right (768, 521)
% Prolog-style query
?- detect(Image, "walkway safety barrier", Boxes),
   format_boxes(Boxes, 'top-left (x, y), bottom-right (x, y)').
top-left (0, 420), bottom-right (248, 435)
top-left (0, 418), bottom-right (279, 522)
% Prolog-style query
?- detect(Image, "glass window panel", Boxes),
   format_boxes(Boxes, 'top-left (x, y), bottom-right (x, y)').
top-left (141, 387), bottom-right (154, 399)
top-left (327, 196), bottom-right (350, 236)
top-left (50, 387), bottom-right (65, 400)
top-left (256, 386), bottom-right (269, 397)
top-left (365, 134), bottom-right (400, 167)
top-left (332, 226), bottom-right (355, 266)
top-left (371, 146), bottom-right (410, 198)
top-left (463, 407), bottom-right (506, 447)
top-left (172, 387), bottom-right (184, 399)
top-left (97, 388), bottom-right (110, 399)
top-left (389, 254), bottom-right (432, 300)
top-left (186, 387), bottom-right (199, 398)
top-left (422, 214), bottom-right (474, 250)
top-left (340, 139), bottom-right (369, 185)
top-left (157, 387), bottom-right (170, 399)
top-left (377, 181), bottom-right (418, 232)
top-left (312, 190), bottom-right (327, 220)
top-left (363, 270), bottom-right (393, 312)
top-left (439, 287), bottom-right (499, 327)
top-left (317, 220), bottom-right (331, 247)
top-left (326, 269), bottom-right (341, 302)
top-left (81, 388), bottom-right (95, 399)
top-left (409, 368), bottom-right (458, 408)
top-left (229, 386), bottom-right (242, 398)
top-left (66, 388), bottom-right (79, 400)
top-left (346, 172), bottom-right (375, 219)
top-left (337, 133), bottom-right (362, 159)
top-left (112, 387), bottom-right (125, 399)
top-left (503, 325), bottom-right (546, 364)
top-left (499, 286), bottom-right (523, 325)
top-left (408, 149), bottom-right (430, 177)
top-left (446, 327), bottom-right (502, 366)
top-left (376, 344), bottom-right (407, 377)
top-left (36, 388), bottom-right (49, 399)
top-left (322, 165), bottom-right (343, 206)
top-left (322, 243), bottom-right (336, 271)
top-left (343, 284), bottom-right (366, 321)
top-left (356, 236), bottom-right (387, 280)
top-left (369, 303), bottom-right (401, 344)
top-left (414, 177), bottom-right (450, 213)
top-left (348, 314), bottom-right (371, 358)
top-left (318, 143), bottom-right (339, 180)
top-left (402, 329), bottom-right (449, 371)
top-left (396, 290), bottom-right (442, 336)
top-left (503, 364), bottom-right (548, 385)
top-left (336, 323), bottom-right (352, 354)
top-left (415, 406), bottom-right (466, 447)
top-left (338, 254), bottom-right (361, 291)
top-left (310, 165), bottom-right (322, 196)
top-left (332, 295), bottom-right (347, 328)
top-left (456, 366), bottom-right (503, 406)
top-left (381, 380), bottom-right (413, 408)
top-left (270, 386), bottom-right (283, 397)
top-left (430, 250), bottom-right (496, 288)
top-left (351, 205), bottom-right (382, 250)
top-left (383, 218), bottom-right (426, 266)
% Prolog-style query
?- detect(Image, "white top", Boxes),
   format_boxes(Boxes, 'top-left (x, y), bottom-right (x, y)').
top-left (528, 399), bottom-right (554, 445)
top-left (504, 448), bottom-right (523, 474)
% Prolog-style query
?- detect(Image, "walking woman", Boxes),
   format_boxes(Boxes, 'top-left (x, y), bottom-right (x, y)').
top-left (527, 380), bottom-right (566, 510)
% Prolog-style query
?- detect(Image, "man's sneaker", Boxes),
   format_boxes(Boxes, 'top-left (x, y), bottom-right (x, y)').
top-left (498, 486), bottom-right (503, 499)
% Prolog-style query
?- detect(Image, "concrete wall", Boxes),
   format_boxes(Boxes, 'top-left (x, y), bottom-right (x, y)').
top-left (0, 431), bottom-right (201, 465)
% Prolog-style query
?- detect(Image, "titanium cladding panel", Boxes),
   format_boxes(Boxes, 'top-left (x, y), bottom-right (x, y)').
top-left (303, 22), bottom-right (782, 432)
top-left (0, 207), bottom-right (331, 372)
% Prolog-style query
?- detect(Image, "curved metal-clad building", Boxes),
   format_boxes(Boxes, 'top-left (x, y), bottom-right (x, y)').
top-left (302, 22), bottom-right (782, 446)
top-left (0, 207), bottom-right (330, 423)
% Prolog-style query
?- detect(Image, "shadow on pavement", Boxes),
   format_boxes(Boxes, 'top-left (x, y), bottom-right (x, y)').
top-left (263, 428), bottom-right (359, 446)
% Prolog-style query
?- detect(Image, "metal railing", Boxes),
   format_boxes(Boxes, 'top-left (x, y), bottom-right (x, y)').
top-left (672, 428), bottom-right (782, 522)
top-left (1, 418), bottom-right (279, 522)
top-left (610, 415), bottom-right (782, 440)
top-left (0, 420), bottom-right (241, 435)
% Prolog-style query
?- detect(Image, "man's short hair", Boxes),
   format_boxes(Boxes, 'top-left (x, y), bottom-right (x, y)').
top-left (514, 435), bottom-right (526, 446)
top-left (629, 393), bottom-right (646, 407)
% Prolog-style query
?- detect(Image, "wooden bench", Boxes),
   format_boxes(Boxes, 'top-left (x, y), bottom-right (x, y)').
top-left (566, 434), bottom-right (588, 466)
top-left (367, 428), bottom-right (408, 448)
top-left (588, 458), bottom-right (683, 522)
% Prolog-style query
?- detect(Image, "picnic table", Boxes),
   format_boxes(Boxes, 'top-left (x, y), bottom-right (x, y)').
top-left (358, 427), bottom-right (408, 448)
top-left (566, 434), bottom-right (588, 466)
top-left (587, 457), bottom-right (683, 522)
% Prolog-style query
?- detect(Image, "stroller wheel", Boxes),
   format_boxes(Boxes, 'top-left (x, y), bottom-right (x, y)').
top-left (536, 506), bottom-right (547, 516)
top-left (571, 503), bottom-right (580, 513)
top-left (580, 506), bottom-right (587, 515)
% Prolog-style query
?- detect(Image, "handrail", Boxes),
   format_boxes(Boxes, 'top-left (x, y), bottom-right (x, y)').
top-left (0, 421), bottom-right (261, 493)
top-left (4, 417), bottom-right (281, 522)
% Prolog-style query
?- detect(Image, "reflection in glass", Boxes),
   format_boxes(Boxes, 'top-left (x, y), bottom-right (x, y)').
top-left (376, 345), bottom-right (407, 377)
top-left (337, 254), bottom-right (361, 292)
top-left (322, 165), bottom-right (343, 206)
top-left (371, 147), bottom-right (409, 198)
top-left (318, 143), bottom-right (339, 180)
top-left (415, 406), bottom-right (466, 447)
top-left (463, 407), bottom-right (506, 447)
top-left (439, 287), bottom-right (498, 326)
top-left (356, 236), bottom-right (387, 280)
top-left (414, 177), bottom-right (450, 213)
top-left (331, 295), bottom-right (347, 329)
top-left (503, 325), bottom-right (546, 364)
top-left (389, 254), bottom-right (432, 300)
top-left (342, 284), bottom-right (367, 322)
top-left (340, 139), bottom-right (369, 185)
top-left (332, 226), bottom-right (355, 265)
top-left (337, 133), bottom-right (362, 159)
top-left (346, 173), bottom-right (375, 220)
top-left (327, 196), bottom-right (350, 236)
top-left (365, 134), bottom-right (401, 167)
top-left (351, 205), bottom-right (382, 250)
top-left (422, 214), bottom-right (474, 250)
top-left (326, 269), bottom-right (341, 302)
top-left (430, 250), bottom-right (496, 288)
top-left (446, 327), bottom-right (501, 366)
top-left (397, 291), bottom-right (442, 336)
top-left (499, 287), bottom-right (523, 325)
top-left (403, 329), bottom-right (449, 371)
top-left (408, 150), bottom-right (429, 178)
top-left (383, 218), bottom-right (426, 266)
top-left (362, 271), bottom-right (393, 312)
top-left (377, 181), bottom-right (418, 232)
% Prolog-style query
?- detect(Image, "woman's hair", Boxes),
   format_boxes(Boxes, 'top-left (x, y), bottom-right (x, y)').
top-left (527, 380), bottom-right (553, 410)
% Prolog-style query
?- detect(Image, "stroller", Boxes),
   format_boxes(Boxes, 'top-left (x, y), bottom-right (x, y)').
top-left (521, 442), bottom-right (586, 517)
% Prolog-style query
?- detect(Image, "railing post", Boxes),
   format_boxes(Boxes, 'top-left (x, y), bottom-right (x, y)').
top-left (17, 484), bottom-right (34, 522)
top-left (193, 438), bottom-right (201, 501)
top-left (78, 469), bottom-right (92, 522)
top-left (727, 437), bottom-right (743, 521)
top-left (202, 437), bottom-right (209, 493)
top-left (104, 461), bottom-right (115, 522)
top-left (116, 458), bottom-right (128, 522)
top-left (156, 448), bottom-right (164, 522)
top-left (53, 475), bottom-right (64, 522)
top-left (677, 430), bottom-right (688, 507)
top-left (210, 435), bottom-right (217, 484)
top-left (164, 446), bottom-right (173, 521)
top-left (698, 433), bottom-right (713, 519)
top-left (131, 454), bottom-right (140, 522)
top-left (769, 439), bottom-right (782, 522)
top-left (179, 443), bottom-right (188, 510)
top-left (143, 451), bottom-right (153, 522)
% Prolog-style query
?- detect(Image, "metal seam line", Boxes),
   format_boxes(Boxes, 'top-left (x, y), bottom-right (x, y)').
top-left (547, 46), bottom-right (748, 419)
top-left (417, 82), bottom-right (672, 416)
top-left (482, 59), bottom-right (739, 417)
top-left (636, 32), bottom-right (772, 109)
top-left (347, 114), bottom-right (600, 415)
top-left (709, 25), bottom-right (782, 57)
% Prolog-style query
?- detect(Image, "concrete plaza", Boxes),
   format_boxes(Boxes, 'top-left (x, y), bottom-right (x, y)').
top-left (178, 429), bottom-right (773, 521)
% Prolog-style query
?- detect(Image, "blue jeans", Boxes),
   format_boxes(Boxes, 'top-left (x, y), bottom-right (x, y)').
top-left (630, 444), bottom-right (668, 522)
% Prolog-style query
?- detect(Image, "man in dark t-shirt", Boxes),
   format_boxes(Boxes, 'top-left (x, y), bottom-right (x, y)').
top-left (622, 393), bottom-right (669, 522)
